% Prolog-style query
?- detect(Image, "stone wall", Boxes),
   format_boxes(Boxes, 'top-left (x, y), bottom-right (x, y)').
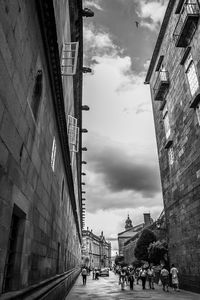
top-left (149, 0), bottom-right (200, 292)
top-left (0, 0), bottom-right (82, 297)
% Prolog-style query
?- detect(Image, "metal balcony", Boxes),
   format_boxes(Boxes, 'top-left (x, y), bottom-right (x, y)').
top-left (153, 71), bottom-right (169, 101)
top-left (173, 1), bottom-right (200, 47)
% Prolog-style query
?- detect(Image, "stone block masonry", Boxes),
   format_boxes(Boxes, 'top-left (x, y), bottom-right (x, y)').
top-left (146, 0), bottom-right (200, 293)
top-left (0, 0), bottom-right (83, 298)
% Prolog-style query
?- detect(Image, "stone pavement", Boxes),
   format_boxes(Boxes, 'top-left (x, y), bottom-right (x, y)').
top-left (66, 271), bottom-right (200, 300)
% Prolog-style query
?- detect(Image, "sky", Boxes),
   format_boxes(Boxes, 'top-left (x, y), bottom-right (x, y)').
top-left (82, 0), bottom-right (168, 255)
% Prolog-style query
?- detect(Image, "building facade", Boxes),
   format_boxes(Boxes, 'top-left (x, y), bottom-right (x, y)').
top-left (0, 0), bottom-right (88, 298)
top-left (123, 211), bottom-right (167, 265)
top-left (145, 0), bottom-right (200, 293)
top-left (82, 229), bottom-right (111, 269)
top-left (118, 214), bottom-right (153, 257)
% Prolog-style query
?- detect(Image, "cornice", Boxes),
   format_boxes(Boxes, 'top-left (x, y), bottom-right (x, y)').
top-left (36, 0), bottom-right (82, 242)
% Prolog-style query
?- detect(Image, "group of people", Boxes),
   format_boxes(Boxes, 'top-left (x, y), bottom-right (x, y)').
top-left (117, 263), bottom-right (179, 292)
top-left (81, 266), bottom-right (101, 285)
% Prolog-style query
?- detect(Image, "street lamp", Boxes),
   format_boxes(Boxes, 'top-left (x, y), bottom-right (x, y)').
top-left (82, 147), bottom-right (87, 151)
top-left (81, 161), bottom-right (87, 164)
top-left (81, 172), bottom-right (86, 176)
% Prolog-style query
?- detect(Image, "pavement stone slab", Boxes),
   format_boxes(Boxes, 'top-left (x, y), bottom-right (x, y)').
top-left (66, 271), bottom-right (200, 300)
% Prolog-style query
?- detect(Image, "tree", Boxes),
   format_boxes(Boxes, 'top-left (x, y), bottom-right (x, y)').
top-left (134, 229), bottom-right (157, 261)
top-left (148, 240), bottom-right (168, 265)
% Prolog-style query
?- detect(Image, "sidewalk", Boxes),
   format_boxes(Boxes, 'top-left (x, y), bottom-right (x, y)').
top-left (66, 271), bottom-right (200, 299)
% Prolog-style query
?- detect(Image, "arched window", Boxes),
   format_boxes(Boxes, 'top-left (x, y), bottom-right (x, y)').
top-left (31, 70), bottom-right (43, 120)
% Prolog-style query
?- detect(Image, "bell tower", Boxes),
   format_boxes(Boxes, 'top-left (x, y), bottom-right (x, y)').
top-left (125, 214), bottom-right (133, 230)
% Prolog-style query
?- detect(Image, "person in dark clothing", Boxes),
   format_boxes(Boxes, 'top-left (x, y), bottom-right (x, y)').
top-left (81, 267), bottom-right (87, 285)
top-left (139, 267), bottom-right (147, 289)
top-left (128, 269), bottom-right (135, 290)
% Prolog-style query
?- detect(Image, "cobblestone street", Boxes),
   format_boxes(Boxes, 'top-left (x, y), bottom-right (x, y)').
top-left (66, 271), bottom-right (200, 300)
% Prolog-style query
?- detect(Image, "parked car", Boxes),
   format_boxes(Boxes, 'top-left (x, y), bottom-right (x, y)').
top-left (100, 268), bottom-right (109, 276)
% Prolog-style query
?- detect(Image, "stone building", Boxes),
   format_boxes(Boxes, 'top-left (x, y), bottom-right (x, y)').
top-left (118, 214), bottom-right (152, 257)
top-left (123, 211), bottom-right (167, 265)
top-left (145, 0), bottom-right (200, 293)
top-left (82, 228), bottom-right (111, 269)
top-left (0, 0), bottom-right (90, 298)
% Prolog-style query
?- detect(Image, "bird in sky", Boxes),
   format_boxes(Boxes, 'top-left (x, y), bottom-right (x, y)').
top-left (135, 21), bottom-right (139, 28)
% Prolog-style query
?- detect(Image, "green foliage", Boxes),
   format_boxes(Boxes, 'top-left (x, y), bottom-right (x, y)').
top-left (148, 240), bottom-right (168, 265)
top-left (131, 259), bottom-right (143, 268)
top-left (134, 229), bottom-right (157, 261)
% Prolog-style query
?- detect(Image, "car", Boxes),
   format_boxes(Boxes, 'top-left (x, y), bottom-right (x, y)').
top-left (100, 268), bottom-right (109, 276)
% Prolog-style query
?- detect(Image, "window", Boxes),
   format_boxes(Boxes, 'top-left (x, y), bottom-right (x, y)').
top-left (61, 42), bottom-right (79, 76)
top-left (67, 115), bottom-right (79, 153)
top-left (184, 53), bottom-right (199, 96)
top-left (168, 148), bottom-right (174, 165)
top-left (195, 102), bottom-right (200, 125)
top-left (163, 107), bottom-right (171, 139)
top-left (3, 205), bottom-right (26, 292)
top-left (30, 70), bottom-right (43, 120)
top-left (51, 137), bottom-right (56, 171)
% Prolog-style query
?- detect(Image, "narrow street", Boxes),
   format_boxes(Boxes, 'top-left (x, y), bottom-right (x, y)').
top-left (66, 271), bottom-right (200, 300)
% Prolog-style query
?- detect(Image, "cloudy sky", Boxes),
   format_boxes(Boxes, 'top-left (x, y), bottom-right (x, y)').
top-left (82, 0), bottom-right (168, 254)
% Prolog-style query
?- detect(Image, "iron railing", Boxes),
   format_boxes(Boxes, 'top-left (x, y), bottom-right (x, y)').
top-left (153, 71), bottom-right (169, 100)
top-left (173, 1), bottom-right (200, 46)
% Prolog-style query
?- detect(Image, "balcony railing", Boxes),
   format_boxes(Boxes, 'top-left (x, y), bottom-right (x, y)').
top-left (153, 71), bottom-right (169, 101)
top-left (173, 1), bottom-right (200, 47)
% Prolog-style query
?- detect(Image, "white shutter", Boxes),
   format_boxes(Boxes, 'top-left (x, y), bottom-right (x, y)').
top-left (67, 115), bottom-right (79, 152)
top-left (61, 42), bottom-right (79, 76)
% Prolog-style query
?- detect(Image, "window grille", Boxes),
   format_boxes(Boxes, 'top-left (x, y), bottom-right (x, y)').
top-left (61, 42), bottom-right (79, 76)
top-left (51, 137), bottom-right (56, 171)
top-left (67, 115), bottom-right (79, 152)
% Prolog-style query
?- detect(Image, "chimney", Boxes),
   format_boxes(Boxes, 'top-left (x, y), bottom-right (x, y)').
top-left (144, 213), bottom-right (151, 226)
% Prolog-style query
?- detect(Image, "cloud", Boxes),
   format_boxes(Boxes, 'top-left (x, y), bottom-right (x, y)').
top-left (135, 0), bottom-right (168, 31)
top-left (84, 0), bottom-right (103, 11)
top-left (82, 134), bottom-right (162, 212)
top-left (83, 23), bottom-right (120, 66)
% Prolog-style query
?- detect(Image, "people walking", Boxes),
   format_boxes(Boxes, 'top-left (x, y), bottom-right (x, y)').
top-left (128, 268), bottom-right (135, 290)
top-left (160, 266), bottom-right (169, 292)
top-left (147, 265), bottom-right (155, 289)
top-left (135, 267), bottom-right (140, 284)
top-left (139, 267), bottom-right (147, 290)
top-left (170, 264), bottom-right (179, 291)
top-left (120, 268), bottom-right (126, 290)
top-left (81, 266), bottom-right (87, 285)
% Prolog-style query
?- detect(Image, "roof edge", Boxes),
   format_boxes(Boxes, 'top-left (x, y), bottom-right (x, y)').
top-left (145, 0), bottom-right (176, 84)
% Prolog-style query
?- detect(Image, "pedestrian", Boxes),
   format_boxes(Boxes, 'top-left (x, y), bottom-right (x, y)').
top-left (139, 267), bottom-right (147, 290)
top-left (147, 265), bottom-right (155, 289)
top-left (135, 267), bottom-right (140, 284)
top-left (170, 264), bottom-right (179, 291)
top-left (81, 266), bottom-right (87, 285)
top-left (160, 266), bottom-right (169, 292)
top-left (92, 267), bottom-right (95, 280)
top-left (120, 268), bottom-right (126, 290)
top-left (128, 268), bottom-right (135, 290)
top-left (95, 268), bottom-right (100, 280)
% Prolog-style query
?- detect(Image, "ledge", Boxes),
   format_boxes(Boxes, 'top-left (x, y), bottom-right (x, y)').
top-left (0, 268), bottom-right (81, 300)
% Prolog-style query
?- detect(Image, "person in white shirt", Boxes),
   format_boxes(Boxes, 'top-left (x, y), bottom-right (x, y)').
top-left (170, 264), bottom-right (179, 291)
